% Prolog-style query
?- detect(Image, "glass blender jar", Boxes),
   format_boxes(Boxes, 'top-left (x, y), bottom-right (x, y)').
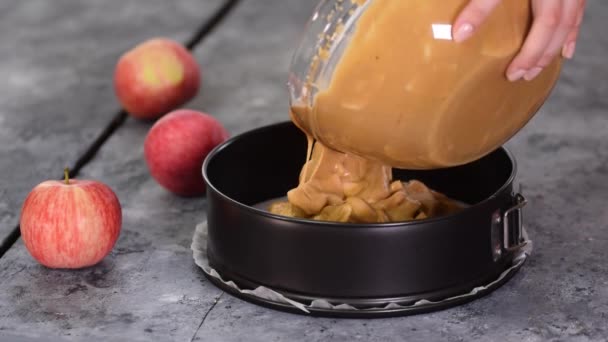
top-left (287, 0), bottom-right (563, 169)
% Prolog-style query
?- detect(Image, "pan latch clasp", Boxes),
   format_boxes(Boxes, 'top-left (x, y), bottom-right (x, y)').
top-left (492, 192), bottom-right (527, 261)
top-left (503, 193), bottom-right (527, 252)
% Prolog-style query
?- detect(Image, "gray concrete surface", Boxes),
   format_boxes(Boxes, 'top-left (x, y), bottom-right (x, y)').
top-left (1, 0), bottom-right (607, 341)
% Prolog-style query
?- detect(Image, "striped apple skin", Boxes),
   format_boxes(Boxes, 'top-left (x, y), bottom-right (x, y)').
top-left (19, 179), bottom-right (122, 269)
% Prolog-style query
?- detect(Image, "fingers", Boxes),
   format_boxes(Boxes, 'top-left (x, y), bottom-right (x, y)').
top-left (452, 0), bottom-right (586, 82)
top-left (507, 0), bottom-right (586, 82)
top-left (535, 0), bottom-right (580, 67)
top-left (452, 0), bottom-right (502, 42)
top-left (506, 0), bottom-right (564, 81)
top-left (562, 0), bottom-right (586, 59)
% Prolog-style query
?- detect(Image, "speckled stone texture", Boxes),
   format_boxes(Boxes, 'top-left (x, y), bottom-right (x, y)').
top-left (1, 0), bottom-right (607, 341)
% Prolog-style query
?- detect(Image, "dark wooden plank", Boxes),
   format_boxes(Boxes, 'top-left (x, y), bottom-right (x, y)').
top-left (0, 0), bottom-right (224, 244)
top-left (0, 0), bottom-right (228, 341)
top-left (186, 0), bottom-right (318, 135)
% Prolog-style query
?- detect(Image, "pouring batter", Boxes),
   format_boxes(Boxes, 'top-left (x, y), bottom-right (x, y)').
top-left (270, 0), bottom-right (583, 223)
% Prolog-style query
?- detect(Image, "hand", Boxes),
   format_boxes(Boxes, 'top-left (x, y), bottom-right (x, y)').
top-left (452, 0), bottom-right (586, 82)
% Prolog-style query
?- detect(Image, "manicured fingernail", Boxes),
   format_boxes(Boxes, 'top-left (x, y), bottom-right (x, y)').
top-left (524, 67), bottom-right (543, 81)
top-left (562, 41), bottom-right (576, 59)
top-left (453, 23), bottom-right (474, 42)
top-left (507, 69), bottom-right (526, 82)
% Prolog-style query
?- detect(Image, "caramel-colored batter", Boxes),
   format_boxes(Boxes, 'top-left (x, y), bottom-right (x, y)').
top-left (270, 0), bottom-right (561, 223)
top-left (270, 135), bottom-right (464, 223)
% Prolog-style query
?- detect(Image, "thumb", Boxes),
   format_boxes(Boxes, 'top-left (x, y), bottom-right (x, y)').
top-left (452, 0), bottom-right (502, 42)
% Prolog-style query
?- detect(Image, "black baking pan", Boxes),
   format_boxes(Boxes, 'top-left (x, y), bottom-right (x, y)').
top-left (202, 121), bottom-right (529, 317)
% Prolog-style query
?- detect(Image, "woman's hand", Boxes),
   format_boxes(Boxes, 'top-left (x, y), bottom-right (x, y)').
top-left (452, 0), bottom-right (586, 81)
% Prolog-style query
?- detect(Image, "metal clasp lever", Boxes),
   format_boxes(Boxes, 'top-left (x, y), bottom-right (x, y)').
top-left (503, 193), bottom-right (527, 252)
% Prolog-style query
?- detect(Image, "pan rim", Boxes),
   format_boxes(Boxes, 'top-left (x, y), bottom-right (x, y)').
top-left (202, 120), bottom-right (518, 229)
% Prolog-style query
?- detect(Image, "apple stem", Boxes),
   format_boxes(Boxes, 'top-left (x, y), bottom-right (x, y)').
top-left (64, 168), bottom-right (70, 185)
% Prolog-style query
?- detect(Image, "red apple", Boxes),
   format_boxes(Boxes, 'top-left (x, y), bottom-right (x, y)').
top-left (114, 37), bottom-right (201, 120)
top-left (20, 170), bottom-right (122, 269)
top-left (144, 109), bottom-right (229, 196)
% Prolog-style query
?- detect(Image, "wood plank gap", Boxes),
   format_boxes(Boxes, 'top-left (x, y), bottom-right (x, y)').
top-left (184, 0), bottom-right (241, 50)
top-left (190, 292), bottom-right (225, 342)
top-left (0, 0), bottom-right (242, 259)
